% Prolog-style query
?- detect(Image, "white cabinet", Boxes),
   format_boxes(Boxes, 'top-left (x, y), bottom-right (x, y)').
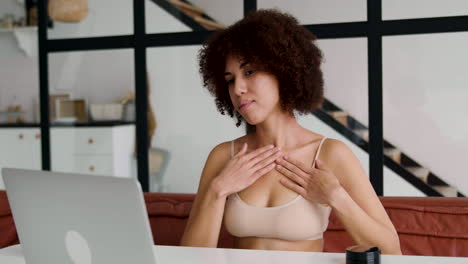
top-left (0, 125), bottom-right (135, 189)
top-left (0, 128), bottom-right (42, 188)
top-left (51, 125), bottom-right (135, 178)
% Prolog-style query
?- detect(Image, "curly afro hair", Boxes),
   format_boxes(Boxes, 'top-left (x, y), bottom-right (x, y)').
top-left (198, 9), bottom-right (324, 127)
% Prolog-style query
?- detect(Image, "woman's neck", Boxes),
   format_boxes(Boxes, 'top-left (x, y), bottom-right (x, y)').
top-left (251, 112), bottom-right (308, 150)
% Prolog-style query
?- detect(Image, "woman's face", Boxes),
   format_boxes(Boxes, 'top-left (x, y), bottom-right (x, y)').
top-left (224, 56), bottom-right (282, 125)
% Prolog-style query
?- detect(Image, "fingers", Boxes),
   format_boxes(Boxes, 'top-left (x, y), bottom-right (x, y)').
top-left (234, 143), bottom-right (248, 157)
top-left (242, 144), bottom-right (275, 160)
top-left (248, 147), bottom-right (281, 168)
top-left (249, 150), bottom-right (283, 173)
top-left (283, 156), bottom-right (312, 174)
top-left (279, 177), bottom-right (306, 197)
top-left (248, 163), bottom-right (276, 185)
top-left (276, 157), bottom-right (309, 180)
top-left (315, 159), bottom-right (329, 172)
top-left (276, 164), bottom-right (307, 187)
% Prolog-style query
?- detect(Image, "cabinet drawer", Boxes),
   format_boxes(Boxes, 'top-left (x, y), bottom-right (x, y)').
top-left (73, 155), bottom-right (113, 176)
top-left (74, 128), bottom-right (113, 155)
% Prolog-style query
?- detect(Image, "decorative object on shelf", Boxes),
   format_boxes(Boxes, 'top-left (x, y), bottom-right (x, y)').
top-left (123, 100), bottom-right (134, 122)
top-left (15, 17), bottom-right (26, 27)
top-left (55, 99), bottom-right (87, 123)
top-left (118, 91), bottom-right (135, 122)
top-left (10, 26), bottom-right (38, 57)
top-left (89, 103), bottom-right (123, 121)
top-left (0, 0), bottom-right (52, 57)
top-left (25, 0), bottom-right (37, 26)
top-left (118, 91), bottom-right (134, 105)
top-left (0, 3), bottom-right (42, 57)
top-left (49, 94), bottom-right (70, 122)
top-left (0, 105), bottom-right (26, 124)
top-left (1, 14), bottom-right (15, 29)
top-left (0, 14), bottom-right (26, 29)
top-left (48, 0), bottom-right (88, 23)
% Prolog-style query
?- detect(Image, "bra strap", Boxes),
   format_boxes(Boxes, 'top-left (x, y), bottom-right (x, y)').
top-left (312, 137), bottom-right (327, 168)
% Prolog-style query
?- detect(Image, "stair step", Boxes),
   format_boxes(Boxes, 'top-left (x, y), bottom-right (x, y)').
top-left (353, 129), bottom-right (369, 142)
top-left (426, 174), bottom-right (449, 186)
top-left (384, 147), bottom-right (401, 163)
top-left (406, 166), bottom-right (430, 182)
top-left (432, 185), bottom-right (458, 197)
top-left (168, 0), bottom-right (204, 14)
top-left (178, 7), bottom-right (204, 18)
top-left (328, 111), bottom-right (348, 127)
top-left (193, 16), bottom-right (225, 30)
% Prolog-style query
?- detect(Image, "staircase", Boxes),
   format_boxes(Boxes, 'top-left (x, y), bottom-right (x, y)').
top-left (150, 0), bottom-right (225, 31)
top-left (317, 99), bottom-right (463, 197)
top-left (149, 0), bottom-right (463, 197)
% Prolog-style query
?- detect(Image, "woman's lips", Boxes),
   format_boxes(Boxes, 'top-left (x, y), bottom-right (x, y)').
top-left (239, 101), bottom-right (254, 111)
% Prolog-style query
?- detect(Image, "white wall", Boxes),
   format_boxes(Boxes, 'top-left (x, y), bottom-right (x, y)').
top-left (317, 38), bottom-right (369, 127)
top-left (383, 32), bottom-right (468, 195)
top-left (188, 0), bottom-right (367, 26)
top-left (258, 0), bottom-right (366, 24)
top-left (383, 0), bottom-right (468, 20)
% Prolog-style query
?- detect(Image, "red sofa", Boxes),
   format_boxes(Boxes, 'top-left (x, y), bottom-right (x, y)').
top-left (1, 191), bottom-right (467, 257)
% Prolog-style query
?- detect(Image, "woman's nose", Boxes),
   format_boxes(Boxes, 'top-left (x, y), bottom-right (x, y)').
top-left (234, 77), bottom-right (247, 95)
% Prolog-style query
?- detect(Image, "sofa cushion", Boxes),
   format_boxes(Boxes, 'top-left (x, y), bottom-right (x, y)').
top-left (1, 191), bottom-right (467, 257)
top-left (0, 191), bottom-right (19, 248)
top-left (144, 193), bottom-right (468, 256)
top-left (324, 197), bottom-right (468, 256)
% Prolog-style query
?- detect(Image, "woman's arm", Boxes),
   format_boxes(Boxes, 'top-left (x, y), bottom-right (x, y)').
top-left (276, 139), bottom-right (401, 254)
top-left (180, 143), bottom-right (230, 247)
top-left (321, 140), bottom-right (402, 255)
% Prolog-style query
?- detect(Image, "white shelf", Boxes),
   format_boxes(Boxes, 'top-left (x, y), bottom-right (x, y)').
top-left (0, 26), bottom-right (38, 57)
top-left (0, 26), bottom-right (37, 33)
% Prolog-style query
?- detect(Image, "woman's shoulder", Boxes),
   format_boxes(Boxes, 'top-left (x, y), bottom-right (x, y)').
top-left (321, 137), bottom-right (354, 159)
top-left (208, 135), bottom-right (248, 159)
top-left (319, 137), bottom-right (361, 172)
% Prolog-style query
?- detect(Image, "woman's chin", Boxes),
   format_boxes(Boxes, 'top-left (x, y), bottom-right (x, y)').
top-left (244, 117), bottom-right (263, 126)
top-left (240, 112), bottom-right (266, 126)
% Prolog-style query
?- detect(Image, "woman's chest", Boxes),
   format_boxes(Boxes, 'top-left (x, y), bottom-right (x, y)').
top-left (238, 151), bottom-right (315, 207)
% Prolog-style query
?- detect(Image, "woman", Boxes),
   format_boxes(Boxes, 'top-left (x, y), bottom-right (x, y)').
top-left (180, 9), bottom-right (401, 254)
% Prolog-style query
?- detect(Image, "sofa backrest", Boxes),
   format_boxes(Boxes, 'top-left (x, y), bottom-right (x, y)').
top-left (1, 191), bottom-right (468, 257)
top-left (325, 196), bottom-right (468, 256)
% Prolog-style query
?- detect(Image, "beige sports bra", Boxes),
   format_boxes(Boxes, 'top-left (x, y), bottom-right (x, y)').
top-left (223, 137), bottom-right (332, 241)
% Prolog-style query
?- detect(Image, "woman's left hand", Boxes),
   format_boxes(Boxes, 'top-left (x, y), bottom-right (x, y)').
top-left (275, 156), bottom-right (343, 206)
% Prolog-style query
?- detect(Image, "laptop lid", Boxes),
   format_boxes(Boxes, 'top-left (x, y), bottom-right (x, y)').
top-left (2, 168), bottom-right (156, 264)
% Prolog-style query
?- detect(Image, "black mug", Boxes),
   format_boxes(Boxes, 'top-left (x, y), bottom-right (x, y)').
top-left (346, 245), bottom-right (381, 264)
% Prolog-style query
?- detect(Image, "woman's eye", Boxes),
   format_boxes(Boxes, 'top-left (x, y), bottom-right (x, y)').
top-left (226, 79), bottom-right (234, 85)
top-left (245, 70), bottom-right (254, 76)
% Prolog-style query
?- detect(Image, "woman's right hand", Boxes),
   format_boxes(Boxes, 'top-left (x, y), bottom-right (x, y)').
top-left (211, 143), bottom-right (282, 198)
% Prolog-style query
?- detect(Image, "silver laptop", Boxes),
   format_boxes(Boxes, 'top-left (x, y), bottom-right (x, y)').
top-left (2, 168), bottom-right (156, 264)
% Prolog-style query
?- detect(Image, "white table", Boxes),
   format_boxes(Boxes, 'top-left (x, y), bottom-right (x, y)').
top-left (0, 244), bottom-right (467, 264)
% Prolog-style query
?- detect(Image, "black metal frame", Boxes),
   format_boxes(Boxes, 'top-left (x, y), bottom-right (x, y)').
top-left (367, 0), bottom-right (384, 195)
top-left (36, 0), bottom-right (468, 194)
